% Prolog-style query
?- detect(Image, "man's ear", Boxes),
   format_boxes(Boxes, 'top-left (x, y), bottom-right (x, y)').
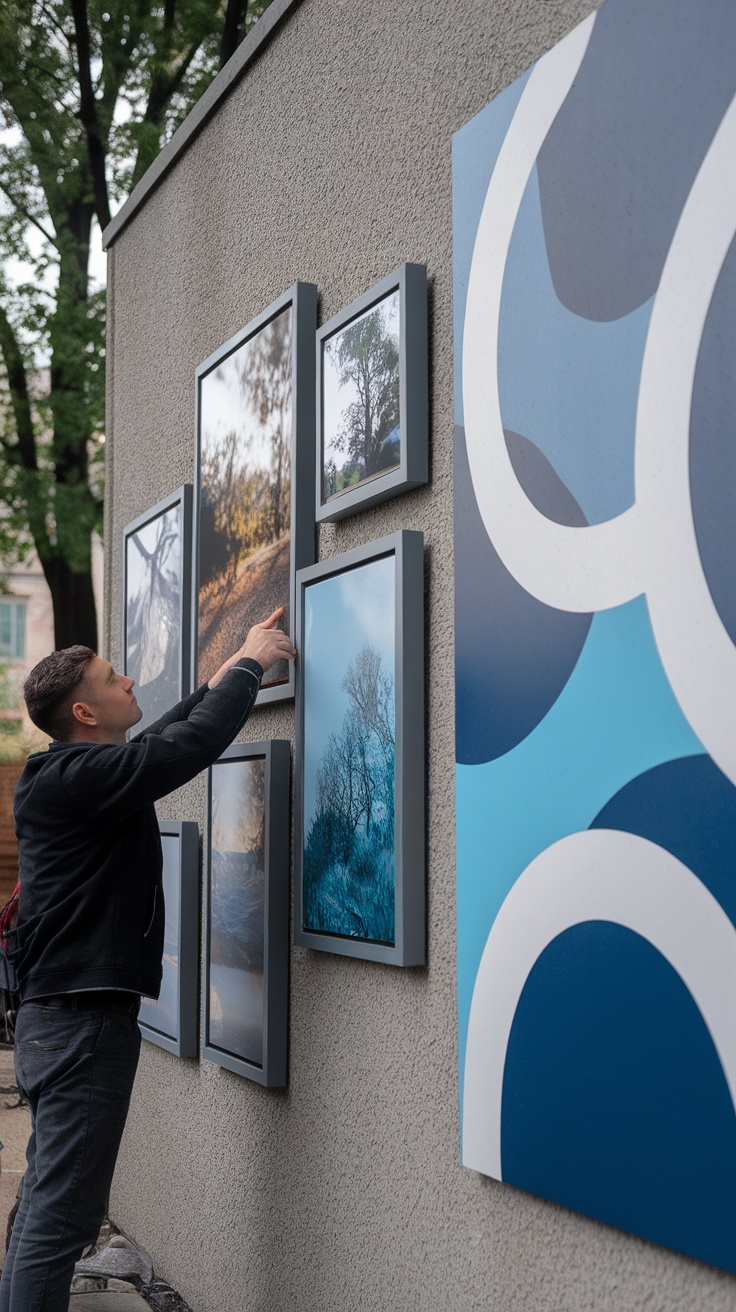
top-left (71, 700), bottom-right (97, 727)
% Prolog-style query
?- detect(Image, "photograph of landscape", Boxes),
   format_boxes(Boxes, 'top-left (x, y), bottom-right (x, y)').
top-left (125, 503), bottom-right (182, 731)
top-left (197, 305), bottom-right (293, 687)
top-left (302, 554), bottom-right (397, 943)
top-left (208, 757), bottom-right (266, 1066)
top-left (139, 834), bottom-right (181, 1041)
top-left (322, 290), bottom-right (401, 502)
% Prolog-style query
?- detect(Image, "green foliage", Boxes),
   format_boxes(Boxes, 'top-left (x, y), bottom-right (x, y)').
top-left (0, 0), bottom-right (272, 645)
top-left (325, 299), bottom-right (400, 497)
top-left (200, 310), bottom-right (292, 592)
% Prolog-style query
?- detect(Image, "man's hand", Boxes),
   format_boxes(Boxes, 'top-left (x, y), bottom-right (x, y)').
top-left (208, 607), bottom-right (296, 689)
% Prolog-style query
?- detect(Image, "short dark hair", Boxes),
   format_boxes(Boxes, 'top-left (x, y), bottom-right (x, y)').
top-left (23, 646), bottom-right (96, 741)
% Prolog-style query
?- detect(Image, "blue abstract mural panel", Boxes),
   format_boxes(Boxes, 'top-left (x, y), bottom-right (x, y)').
top-left (453, 0), bottom-right (736, 1272)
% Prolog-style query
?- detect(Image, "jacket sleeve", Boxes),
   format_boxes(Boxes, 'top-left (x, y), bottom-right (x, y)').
top-left (59, 659), bottom-right (263, 819)
top-left (128, 684), bottom-right (209, 742)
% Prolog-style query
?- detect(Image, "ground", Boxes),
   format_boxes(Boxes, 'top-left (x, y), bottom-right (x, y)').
top-left (198, 534), bottom-right (291, 686)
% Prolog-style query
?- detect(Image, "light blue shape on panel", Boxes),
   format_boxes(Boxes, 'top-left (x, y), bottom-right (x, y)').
top-left (452, 70), bottom-right (531, 430)
top-left (456, 595), bottom-right (705, 1100)
top-left (497, 167), bottom-right (653, 524)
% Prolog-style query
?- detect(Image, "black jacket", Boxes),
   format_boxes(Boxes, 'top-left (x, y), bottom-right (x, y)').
top-left (11, 659), bottom-right (262, 1001)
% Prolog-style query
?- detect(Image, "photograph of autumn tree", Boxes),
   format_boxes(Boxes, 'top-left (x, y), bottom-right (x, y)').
top-left (303, 555), bottom-right (396, 943)
top-left (126, 504), bottom-right (182, 731)
top-left (208, 758), bottom-right (266, 1065)
top-left (140, 834), bottom-right (181, 1041)
top-left (198, 306), bottom-right (292, 687)
top-left (322, 290), bottom-right (400, 501)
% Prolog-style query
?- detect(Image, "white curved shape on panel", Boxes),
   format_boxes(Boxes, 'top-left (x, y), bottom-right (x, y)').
top-left (634, 92), bottom-right (736, 784)
top-left (462, 829), bottom-right (736, 1180)
top-left (462, 12), bottom-right (647, 615)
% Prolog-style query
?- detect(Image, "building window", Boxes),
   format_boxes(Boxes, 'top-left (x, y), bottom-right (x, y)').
top-left (0, 600), bottom-right (26, 660)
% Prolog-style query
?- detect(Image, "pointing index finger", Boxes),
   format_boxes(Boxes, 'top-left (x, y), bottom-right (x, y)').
top-left (261, 606), bottom-right (286, 629)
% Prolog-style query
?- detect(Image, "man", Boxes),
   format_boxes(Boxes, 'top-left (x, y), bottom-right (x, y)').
top-left (0, 607), bottom-right (295, 1312)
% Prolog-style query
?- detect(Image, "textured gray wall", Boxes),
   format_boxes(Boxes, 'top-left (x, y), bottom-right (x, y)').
top-left (104, 0), bottom-right (736, 1308)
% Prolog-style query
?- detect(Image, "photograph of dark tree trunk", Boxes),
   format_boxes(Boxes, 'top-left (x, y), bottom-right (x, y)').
top-left (197, 306), bottom-right (292, 687)
top-left (302, 556), bottom-right (396, 943)
top-left (208, 757), bottom-right (266, 1066)
top-left (322, 290), bottom-right (401, 501)
top-left (125, 503), bottom-right (182, 732)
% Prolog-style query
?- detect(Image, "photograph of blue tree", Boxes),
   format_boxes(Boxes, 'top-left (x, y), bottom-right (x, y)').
top-left (198, 306), bottom-right (292, 688)
top-left (140, 834), bottom-right (181, 1041)
top-left (125, 503), bottom-right (182, 731)
top-left (322, 290), bottom-right (400, 502)
top-left (303, 554), bottom-right (396, 943)
top-left (208, 757), bottom-right (266, 1065)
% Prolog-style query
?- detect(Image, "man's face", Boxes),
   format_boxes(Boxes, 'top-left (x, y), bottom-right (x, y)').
top-left (73, 657), bottom-right (143, 739)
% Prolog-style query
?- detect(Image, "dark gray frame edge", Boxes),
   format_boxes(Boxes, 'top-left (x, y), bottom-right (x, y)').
top-left (316, 263), bottom-right (428, 524)
top-left (101, 0), bottom-right (302, 250)
top-left (202, 739), bottom-right (291, 1086)
top-left (139, 820), bottom-right (200, 1059)
top-left (192, 282), bottom-right (317, 706)
top-left (294, 530), bottom-right (425, 965)
top-left (122, 484), bottom-right (193, 726)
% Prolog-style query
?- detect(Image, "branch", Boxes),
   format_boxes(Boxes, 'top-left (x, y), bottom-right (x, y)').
top-left (69, 0), bottom-right (111, 230)
top-left (220, 0), bottom-right (249, 68)
top-left (0, 180), bottom-right (57, 248)
top-left (130, 36), bottom-right (203, 188)
top-left (0, 301), bottom-right (37, 472)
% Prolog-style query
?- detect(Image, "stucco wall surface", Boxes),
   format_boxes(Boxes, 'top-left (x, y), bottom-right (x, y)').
top-left (104, 1), bottom-right (736, 1309)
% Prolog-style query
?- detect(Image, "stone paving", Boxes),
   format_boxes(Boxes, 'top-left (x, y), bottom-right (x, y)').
top-left (0, 1045), bottom-right (192, 1311)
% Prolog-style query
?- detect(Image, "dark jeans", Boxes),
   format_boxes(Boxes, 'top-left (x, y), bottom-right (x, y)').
top-left (0, 999), bottom-right (141, 1312)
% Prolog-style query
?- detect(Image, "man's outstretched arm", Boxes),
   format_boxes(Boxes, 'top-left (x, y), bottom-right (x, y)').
top-left (130, 607), bottom-right (293, 740)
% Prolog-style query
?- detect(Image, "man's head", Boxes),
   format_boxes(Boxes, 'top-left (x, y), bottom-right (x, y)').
top-left (24, 647), bottom-right (142, 743)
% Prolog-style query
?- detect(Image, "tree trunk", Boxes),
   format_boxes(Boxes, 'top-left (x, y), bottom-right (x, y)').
top-left (43, 556), bottom-right (98, 651)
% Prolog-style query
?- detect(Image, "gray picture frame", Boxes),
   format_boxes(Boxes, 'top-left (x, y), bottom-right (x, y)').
top-left (316, 263), bottom-right (428, 523)
top-left (123, 485), bottom-right (193, 733)
top-left (139, 820), bottom-right (200, 1059)
top-left (193, 282), bottom-right (317, 705)
top-left (203, 740), bottom-right (291, 1086)
top-left (294, 530), bottom-right (425, 965)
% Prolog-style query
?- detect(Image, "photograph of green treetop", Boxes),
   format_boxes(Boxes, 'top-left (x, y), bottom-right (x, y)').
top-left (322, 289), bottom-right (401, 502)
top-left (0, 0), bottom-right (272, 653)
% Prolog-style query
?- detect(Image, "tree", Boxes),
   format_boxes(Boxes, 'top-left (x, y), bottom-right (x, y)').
top-left (238, 307), bottom-right (292, 541)
top-left (326, 301), bottom-right (400, 486)
top-left (0, 0), bottom-right (271, 649)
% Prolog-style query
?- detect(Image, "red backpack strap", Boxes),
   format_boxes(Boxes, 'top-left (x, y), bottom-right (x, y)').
top-left (0, 880), bottom-right (20, 947)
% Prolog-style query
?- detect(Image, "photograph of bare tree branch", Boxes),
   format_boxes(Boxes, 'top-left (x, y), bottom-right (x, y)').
top-left (124, 488), bottom-right (191, 732)
top-left (197, 305), bottom-right (293, 688)
top-left (302, 554), bottom-right (396, 944)
top-left (322, 290), bottom-right (400, 502)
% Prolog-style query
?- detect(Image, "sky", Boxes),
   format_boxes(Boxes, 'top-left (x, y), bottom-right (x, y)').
top-left (211, 757), bottom-right (266, 857)
top-left (322, 290), bottom-right (399, 471)
top-left (303, 553), bottom-right (395, 829)
top-left (126, 505), bottom-right (180, 609)
top-left (200, 307), bottom-right (292, 474)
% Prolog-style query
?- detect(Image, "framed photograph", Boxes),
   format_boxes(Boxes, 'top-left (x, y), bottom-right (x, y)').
top-left (294, 530), bottom-right (425, 965)
top-left (123, 485), bottom-right (192, 733)
top-left (203, 740), bottom-right (291, 1086)
top-left (139, 821), bottom-right (199, 1058)
top-left (194, 283), bottom-right (317, 703)
top-left (316, 263), bottom-right (428, 523)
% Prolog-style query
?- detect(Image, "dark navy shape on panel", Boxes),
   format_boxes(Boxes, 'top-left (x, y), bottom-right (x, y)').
top-left (537, 0), bottom-right (736, 321)
top-left (454, 425), bottom-right (591, 765)
top-left (690, 232), bottom-right (736, 647)
top-left (590, 755), bottom-right (736, 931)
top-left (501, 923), bottom-right (736, 1273)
